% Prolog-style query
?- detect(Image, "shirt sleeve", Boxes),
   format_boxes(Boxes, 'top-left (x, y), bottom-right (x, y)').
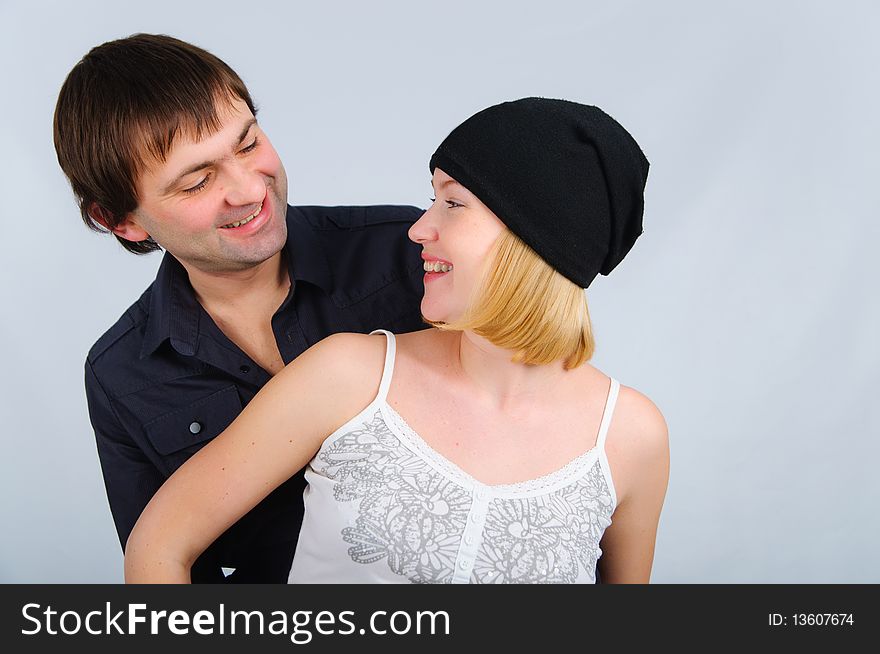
top-left (84, 357), bottom-right (165, 553)
top-left (84, 358), bottom-right (251, 583)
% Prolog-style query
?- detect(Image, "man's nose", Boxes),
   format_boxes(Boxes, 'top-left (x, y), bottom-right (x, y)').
top-left (224, 161), bottom-right (265, 207)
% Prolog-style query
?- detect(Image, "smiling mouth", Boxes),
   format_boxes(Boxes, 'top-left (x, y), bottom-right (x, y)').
top-left (423, 260), bottom-right (453, 273)
top-left (220, 201), bottom-right (263, 229)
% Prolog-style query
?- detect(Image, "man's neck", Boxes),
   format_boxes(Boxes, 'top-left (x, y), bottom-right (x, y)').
top-left (182, 251), bottom-right (290, 318)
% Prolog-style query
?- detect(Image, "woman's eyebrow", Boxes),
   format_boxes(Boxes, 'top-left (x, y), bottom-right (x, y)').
top-left (432, 178), bottom-right (462, 191)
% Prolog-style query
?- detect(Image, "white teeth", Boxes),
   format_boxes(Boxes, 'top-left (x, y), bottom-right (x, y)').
top-left (223, 216), bottom-right (253, 228)
top-left (423, 261), bottom-right (453, 273)
top-left (221, 202), bottom-right (263, 229)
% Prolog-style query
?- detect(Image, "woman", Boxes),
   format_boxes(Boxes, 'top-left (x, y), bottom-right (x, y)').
top-left (125, 98), bottom-right (669, 584)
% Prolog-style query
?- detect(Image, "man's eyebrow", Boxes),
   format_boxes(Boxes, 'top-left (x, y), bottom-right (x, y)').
top-left (162, 119), bottom-right (258, 194)
top-left (235, 118), bottom-right (258, 147)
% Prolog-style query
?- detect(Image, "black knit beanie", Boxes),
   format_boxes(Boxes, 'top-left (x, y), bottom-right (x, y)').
top-left (429, 97), bottom-right (649, 288)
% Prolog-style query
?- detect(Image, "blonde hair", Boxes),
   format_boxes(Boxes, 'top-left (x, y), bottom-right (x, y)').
top-left (428, 229), bottom-right (595, 369)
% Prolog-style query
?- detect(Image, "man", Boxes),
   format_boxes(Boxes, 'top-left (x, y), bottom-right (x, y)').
top-left (54, 33), bottom-right (427, 582)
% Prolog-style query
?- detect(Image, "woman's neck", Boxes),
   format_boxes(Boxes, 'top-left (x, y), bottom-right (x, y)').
top-left (452, 330), bottom-right (568, 412)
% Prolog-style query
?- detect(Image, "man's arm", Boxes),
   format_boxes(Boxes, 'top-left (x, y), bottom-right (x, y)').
top-left (124, 332), bottom-right (385, 583)
top-left (85, 358), bottom-right (163, 550)
top-left (85, 358), bottom-right (226, 582)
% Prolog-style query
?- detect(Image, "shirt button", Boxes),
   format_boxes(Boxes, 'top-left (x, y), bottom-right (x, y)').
top-left (239, 365), bottom-right (250, 374)
top-left (189, 421), bottom-right (203, 435)
top-left (465, 536), bottom-right (474, 545)
top-left (459, 560), bottom-right (471, 570)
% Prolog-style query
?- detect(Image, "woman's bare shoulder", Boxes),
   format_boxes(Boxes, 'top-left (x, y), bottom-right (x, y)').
top-left (572, 365), bottom-right (667, 444)
top-left (615, 384), bottom-right (668, 445)
top-left (605, 383), bottom-right (670, 504)
top-left (276, 332), bottom-right (389, 413)
top-left (308, 331), bottom-right (388, 362)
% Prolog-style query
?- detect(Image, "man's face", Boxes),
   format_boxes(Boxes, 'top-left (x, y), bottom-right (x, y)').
top-left (125, 97), bottom-right (289, 274)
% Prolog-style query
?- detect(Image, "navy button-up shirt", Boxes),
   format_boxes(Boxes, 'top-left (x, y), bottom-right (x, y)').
top-left (85, 204), bottom-right (429, 582)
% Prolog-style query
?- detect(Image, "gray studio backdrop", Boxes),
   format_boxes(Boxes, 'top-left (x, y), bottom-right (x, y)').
top-left (0, 0), bottom-right (877, 583)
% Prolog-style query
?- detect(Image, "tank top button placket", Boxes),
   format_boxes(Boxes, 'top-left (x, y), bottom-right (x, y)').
top-left (452, 483), bottom-right (492, 583)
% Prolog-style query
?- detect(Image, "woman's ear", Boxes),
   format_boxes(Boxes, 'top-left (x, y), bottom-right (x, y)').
top-left (88, 203), bottom-right (150, 242)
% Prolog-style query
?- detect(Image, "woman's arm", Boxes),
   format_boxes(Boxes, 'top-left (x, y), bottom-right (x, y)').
top-left (123, 332), bottom-right (386, 583)
top-left (596, 387), bottom-right (670, 584)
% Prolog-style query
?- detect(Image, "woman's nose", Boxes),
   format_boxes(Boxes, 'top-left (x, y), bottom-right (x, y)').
top-left (408, 206), bottom-right (438, 244)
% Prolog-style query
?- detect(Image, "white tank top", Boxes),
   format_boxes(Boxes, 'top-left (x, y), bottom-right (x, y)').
top-left (288, 330), bottom-right (619, 584)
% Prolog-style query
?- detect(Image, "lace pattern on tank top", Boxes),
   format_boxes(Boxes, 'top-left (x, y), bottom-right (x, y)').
top-left (313, 408), bottom-right (470, 583)
top-left (312, 404), bottom-right (615, 583)
top-left (470, 470), bottom-right (613, 583)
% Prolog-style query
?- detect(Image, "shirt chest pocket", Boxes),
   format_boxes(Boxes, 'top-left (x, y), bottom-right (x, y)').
top-left (143, 385), bottom-right (243, 473)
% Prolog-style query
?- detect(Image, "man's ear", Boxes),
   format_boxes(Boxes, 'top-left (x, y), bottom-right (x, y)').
top-left (88, 203), bottom-right (150, 242)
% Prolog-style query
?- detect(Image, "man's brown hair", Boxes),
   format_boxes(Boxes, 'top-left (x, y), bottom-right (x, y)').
top-left (53, 33), bottom-right (257, 254)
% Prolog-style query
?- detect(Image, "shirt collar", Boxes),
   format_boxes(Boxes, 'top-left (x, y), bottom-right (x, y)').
top-left (139, 204), bottom-right (333, 359)
top-left (284, 205), bottom-right (334, 295)
top-left (140, 252), bottom-right (200, 359)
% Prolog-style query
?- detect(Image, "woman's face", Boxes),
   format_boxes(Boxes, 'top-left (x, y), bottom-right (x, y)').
top-left (408, 167), bottom-right (506, 323)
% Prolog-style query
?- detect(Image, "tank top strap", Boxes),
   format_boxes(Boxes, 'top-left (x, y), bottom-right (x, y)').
top-left (595, 378), bottom-right (620, 451)
top-left (369, 329), bottom-right (397, 404)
